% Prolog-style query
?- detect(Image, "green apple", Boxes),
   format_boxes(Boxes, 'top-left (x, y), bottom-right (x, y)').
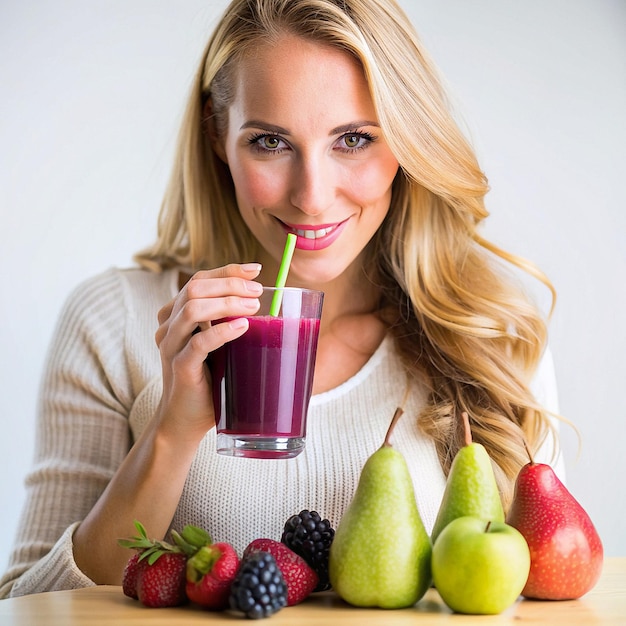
top-left (432, 516), bottom-right (530, 615)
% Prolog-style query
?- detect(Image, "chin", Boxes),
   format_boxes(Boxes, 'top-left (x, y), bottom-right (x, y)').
top-left (288, 264), bottom-right (355, 291)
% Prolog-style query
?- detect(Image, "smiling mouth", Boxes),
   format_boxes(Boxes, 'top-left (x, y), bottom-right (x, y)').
top-left (277, 218), bottom-right (350, 251)
top-left (280, 218), bottom-right (348, 238)
top-left (291, 225), bottom-right (337, 239)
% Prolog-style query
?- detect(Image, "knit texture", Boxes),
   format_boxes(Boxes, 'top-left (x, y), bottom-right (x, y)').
top-left (0, 266), bottom-right (562, 598)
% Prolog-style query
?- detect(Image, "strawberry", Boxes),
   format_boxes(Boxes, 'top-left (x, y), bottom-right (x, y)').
top-left (118, 520), bottom-right (187, 608)
top-left (136, 551), bottom-right (187, 608)
top-left (170, 523), bottom-right (240, 610)
top-left (121, 552), bottom-right (144, 599)
top-left (243, 538), bottom-right (318, 606)
top-left (185, 542), bottom-right (240, 609)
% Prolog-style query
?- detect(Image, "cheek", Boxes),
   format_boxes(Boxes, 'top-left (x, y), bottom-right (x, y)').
top-left (231, 164), bottom-right (284, 210)
top-left (348, 157), bottom-right (398, 204)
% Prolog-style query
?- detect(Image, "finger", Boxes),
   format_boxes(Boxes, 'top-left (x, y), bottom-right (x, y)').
top-left (181, 294), bottom-right (259, 331)
top-left (168, 271), bottom-right (262, 328)
top-left (155, 299), bottom-right (175, 348)
top-left (189, 262), bottom-right (262, 282)
top-left (157, 298), bottom-right (175, 325)
top-left (184, 274), bottom-right (263, 302)
top-left (189, 317), bottom-right (250, 358)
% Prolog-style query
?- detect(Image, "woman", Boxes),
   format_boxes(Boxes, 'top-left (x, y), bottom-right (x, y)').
top-left (0, 0), bottom-right (563, 598)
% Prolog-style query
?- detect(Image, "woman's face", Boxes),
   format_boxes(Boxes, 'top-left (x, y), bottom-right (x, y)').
top-left (214, 35), bottom-right (399, 287)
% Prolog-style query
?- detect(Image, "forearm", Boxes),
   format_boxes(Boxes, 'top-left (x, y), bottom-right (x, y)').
top-left (72, 415), bottom-right (204, 584)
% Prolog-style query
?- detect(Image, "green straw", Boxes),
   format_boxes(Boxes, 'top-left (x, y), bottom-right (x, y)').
top-left (269, 233), bottom-right (297, 316)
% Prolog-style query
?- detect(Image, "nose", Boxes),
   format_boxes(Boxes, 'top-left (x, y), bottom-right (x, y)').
top-left (289, 153), bottom-right (335, 216)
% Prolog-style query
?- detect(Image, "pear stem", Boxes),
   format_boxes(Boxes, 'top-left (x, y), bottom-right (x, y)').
top-left (485, 521), bottom-right (492, 533)
top-left (383, 407), bottom-right (404, 447)
top-left (523, 439), bottom-right (535, 464)
top-left (461, 411), bottom-right (472, 447)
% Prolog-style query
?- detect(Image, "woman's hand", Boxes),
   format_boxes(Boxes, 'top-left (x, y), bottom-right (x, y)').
top-left (154, 263), bottom-right (262, 442)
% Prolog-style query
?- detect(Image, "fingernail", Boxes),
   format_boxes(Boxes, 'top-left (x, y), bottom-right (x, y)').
top-left (241, 263), bottom-right (262, 273)
top-left (245, 281), bottom-right (263, 294)
top-left (229, 318), bottom-right (249, 331)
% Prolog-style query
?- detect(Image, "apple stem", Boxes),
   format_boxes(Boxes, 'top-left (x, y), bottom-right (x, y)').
top-left (485, 521), bottom-right (492, 533)
top-left (461, 411), bottom-right (472, 447)
top-left (383, 407), bottom-right (404, 447)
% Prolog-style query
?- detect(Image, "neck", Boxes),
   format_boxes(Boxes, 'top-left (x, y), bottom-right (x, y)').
top-left (300, 269), bottom-right (381, 338)
top-left (256, 247), bottom-right (383, 333)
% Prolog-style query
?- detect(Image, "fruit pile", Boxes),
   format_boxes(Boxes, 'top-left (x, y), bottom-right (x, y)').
top-left (328, 408), bottom-right (603, 615)
top-left (119, 509), bottom-right (334, 618)
top-left (119, 408), bottom-right (603, 617)
top-left (426, 411), bottom-right (603, 614)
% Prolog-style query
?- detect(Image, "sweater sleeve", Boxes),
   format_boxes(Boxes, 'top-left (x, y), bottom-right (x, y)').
top-left (0, 269), bottom-right (135, 598)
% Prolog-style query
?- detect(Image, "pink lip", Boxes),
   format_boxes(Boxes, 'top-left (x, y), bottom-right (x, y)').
top-left (280, 219), bottom-right (350, 251)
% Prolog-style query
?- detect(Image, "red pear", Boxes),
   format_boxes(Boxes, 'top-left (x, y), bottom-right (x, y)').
top-left (506, 462), bottom-right (603, 600)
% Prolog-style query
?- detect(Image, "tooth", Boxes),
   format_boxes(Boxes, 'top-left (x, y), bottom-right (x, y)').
top-left (290, 226), bottom-right (337, 239)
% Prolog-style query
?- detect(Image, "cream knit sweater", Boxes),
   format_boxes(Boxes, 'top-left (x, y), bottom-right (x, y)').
top-left (0, 267), bottom-right (562, 598)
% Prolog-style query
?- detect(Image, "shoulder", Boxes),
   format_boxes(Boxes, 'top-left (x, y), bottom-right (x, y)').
top-left (51, 266), bottom-right (179, 355)
top-left (66, 265), bottom-right (178, 298)
top-left (45, 267), bottom-right (179, 405)
top-left (62, 266), bottom-right (178, 318)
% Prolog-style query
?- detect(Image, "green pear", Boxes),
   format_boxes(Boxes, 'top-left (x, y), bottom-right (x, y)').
top-left (430, 412), bottom-right (504, 544)
top-left (328, 408), bottom-right (432, 609)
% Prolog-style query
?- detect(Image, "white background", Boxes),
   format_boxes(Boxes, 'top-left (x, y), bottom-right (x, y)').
top-left (1, 0), bottom-right (624, 574)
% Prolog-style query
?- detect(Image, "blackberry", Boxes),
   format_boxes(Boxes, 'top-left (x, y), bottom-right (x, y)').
top-left (229, 551), bottom-right (287, 619)
top-left (281, 509), bottom-right (335, 591)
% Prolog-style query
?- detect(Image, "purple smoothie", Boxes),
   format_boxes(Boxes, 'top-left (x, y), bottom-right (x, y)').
top-left (211, 315), bottom-right (320, 438)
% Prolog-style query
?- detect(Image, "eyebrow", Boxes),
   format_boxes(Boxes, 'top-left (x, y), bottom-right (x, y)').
top-left (239, 120), bottom-right (380, 135)
top-left (330, 121), bottom-right (380, 135)
top-left (240, 121), bottom-right (291, 134)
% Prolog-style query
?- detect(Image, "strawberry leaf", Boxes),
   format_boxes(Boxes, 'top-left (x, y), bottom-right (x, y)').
top-left (118, 520), bottom-right (182, 561)
top-left (172, 524), bottom-right (212, 556)
top-left (181, 524), bottom-right (212, 548)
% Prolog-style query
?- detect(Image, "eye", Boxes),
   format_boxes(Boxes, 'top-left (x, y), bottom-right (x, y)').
top-left (247, 133), bottom-right (288, 154)
top-left (336, 130), bottom-right (377, 153)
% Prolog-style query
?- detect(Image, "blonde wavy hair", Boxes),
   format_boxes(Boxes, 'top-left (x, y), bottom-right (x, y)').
top-left (135, 0), bottom-right (558, 509)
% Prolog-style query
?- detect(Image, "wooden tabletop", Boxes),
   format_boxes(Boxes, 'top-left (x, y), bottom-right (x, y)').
top-left (1, 557), bottom-right (624, 625)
